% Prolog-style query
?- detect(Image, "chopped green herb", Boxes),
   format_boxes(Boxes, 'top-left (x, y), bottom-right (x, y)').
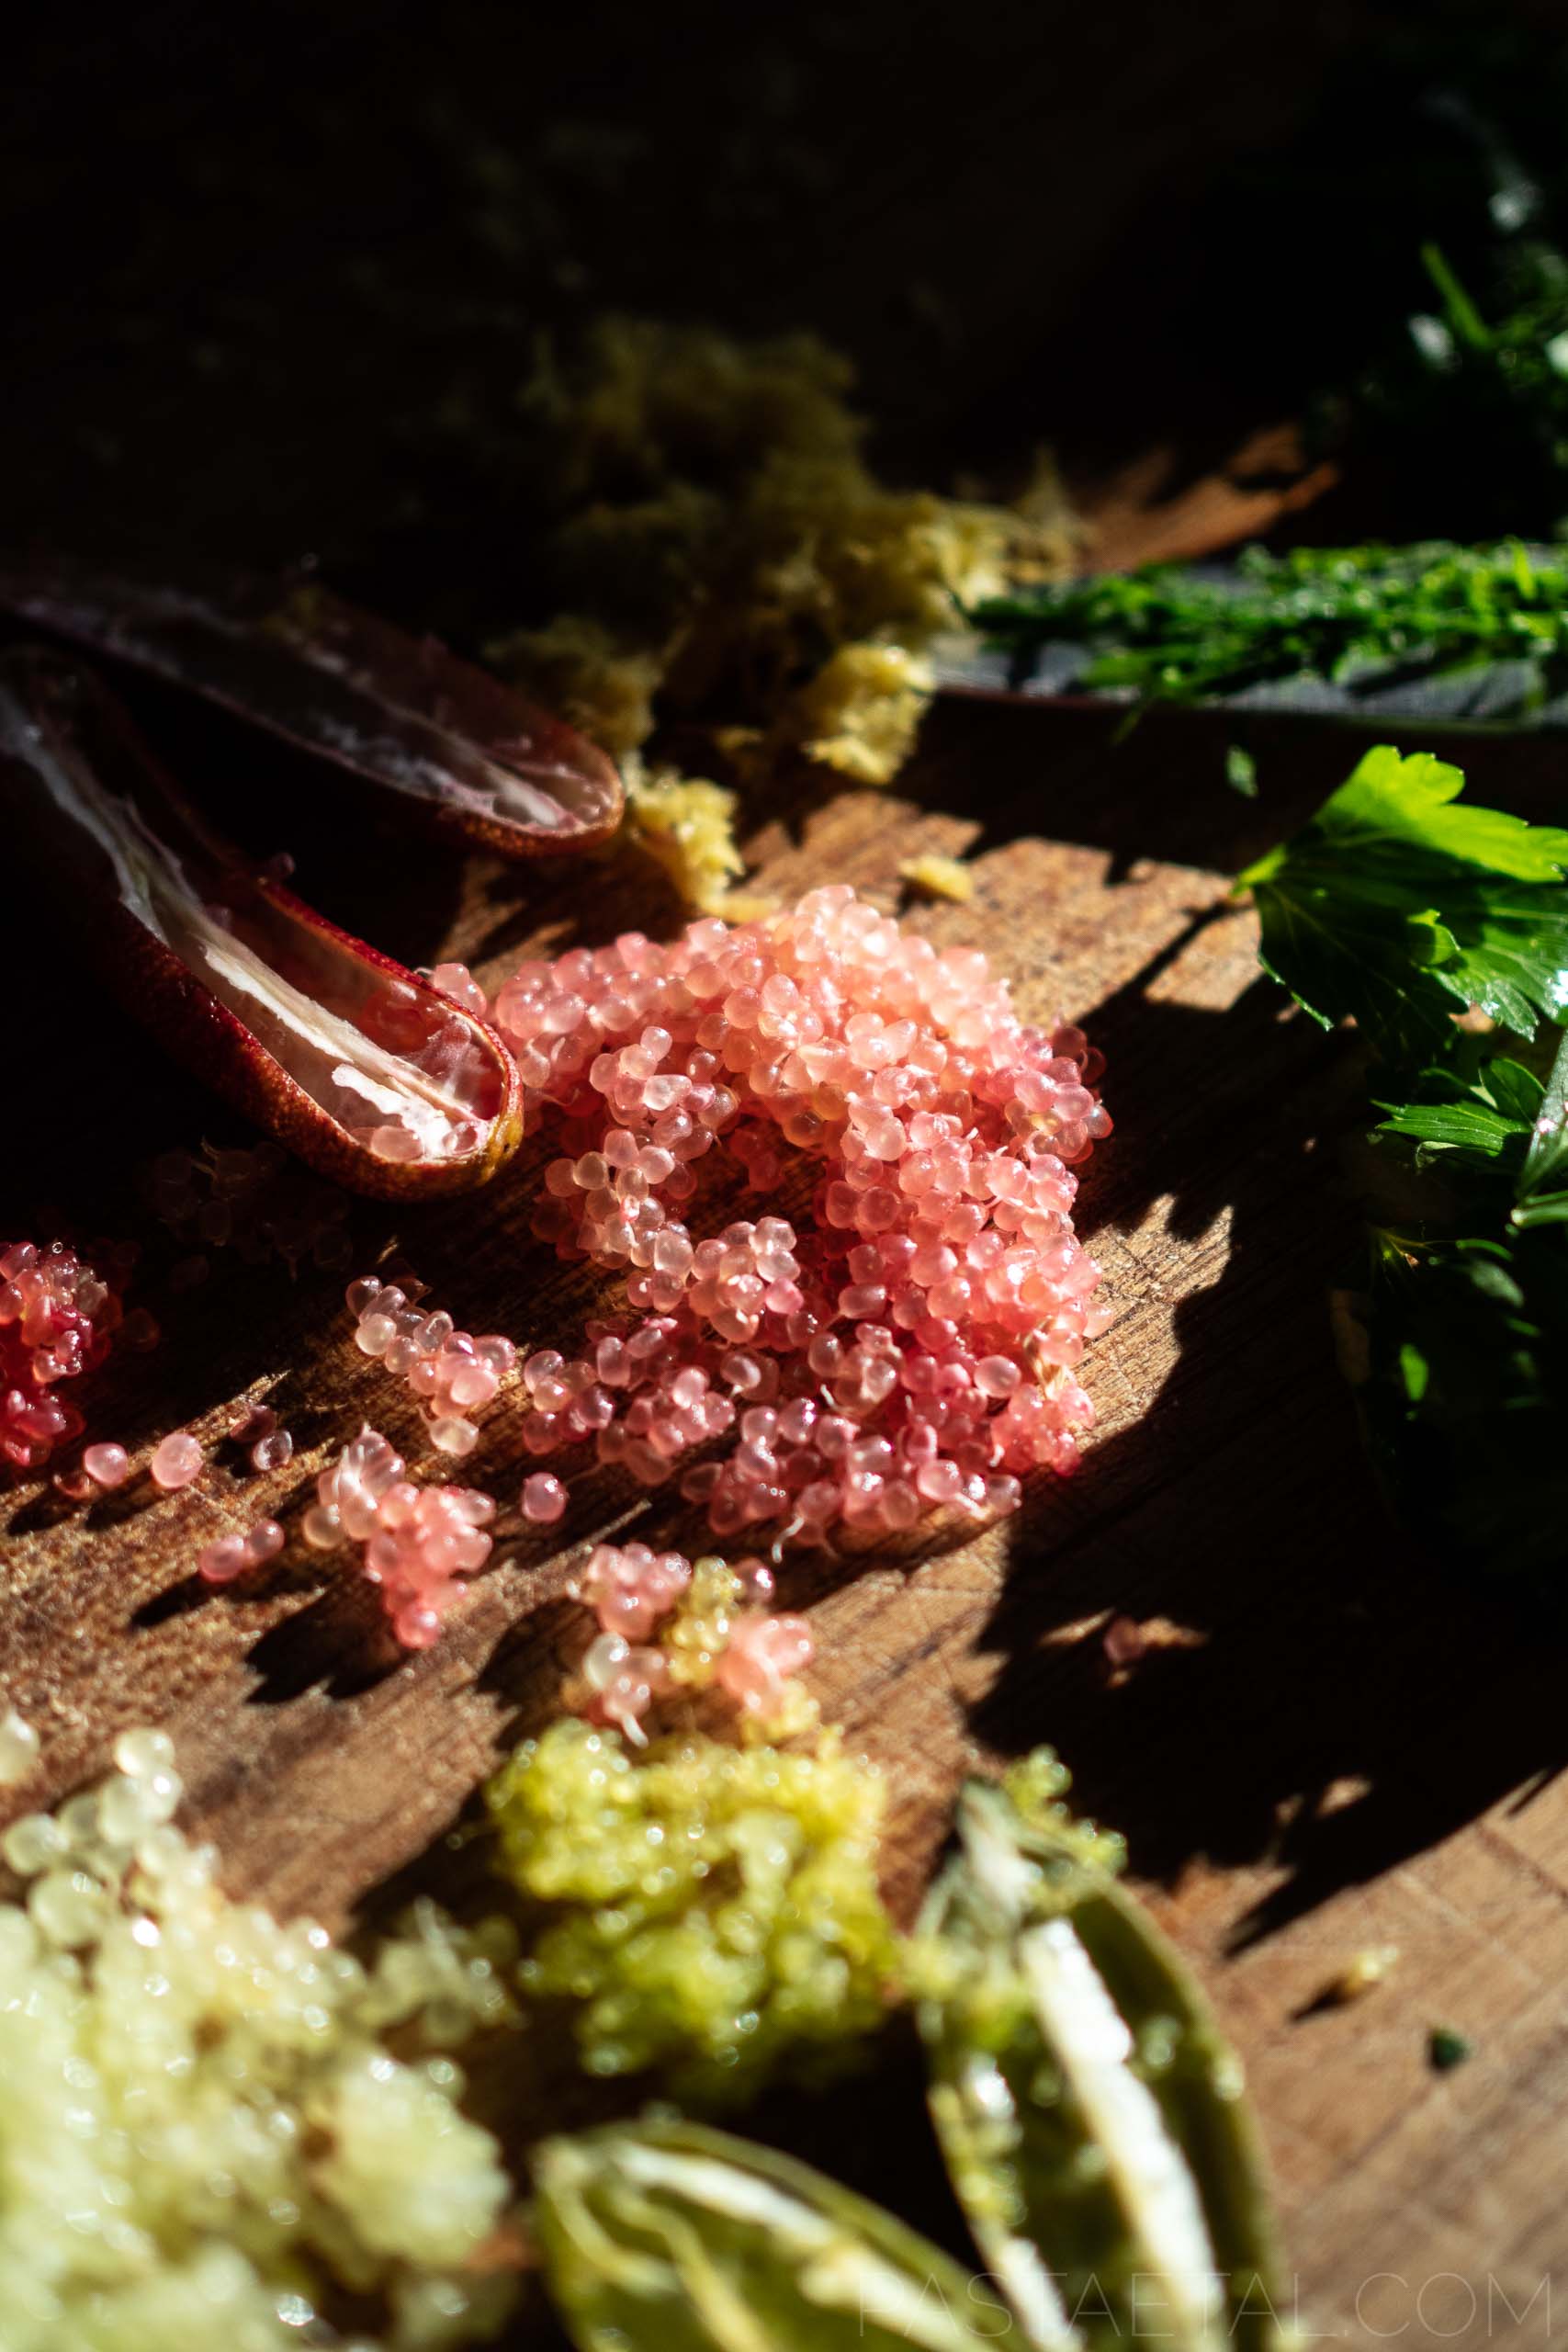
top-left (1224, 743), bottom-right (1258, 798)
top-left (975, 543), bottom-right (1568, 718)
top-left (1428, 2027), bottom-right (1474, 2072)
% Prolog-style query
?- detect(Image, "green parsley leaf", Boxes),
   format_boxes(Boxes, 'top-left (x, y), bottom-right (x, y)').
top-left (1309, 742), bottom-right (1568, 884)
top-left (1238, 746), bottom-right (1568, 1060)
top-left (1357, 1227), bottom-right (1568, 1587)
top-left (1515, 1025), bottom-right (1568, 1227)
top-left (1376, 1056), bottom-right (1542, 1179)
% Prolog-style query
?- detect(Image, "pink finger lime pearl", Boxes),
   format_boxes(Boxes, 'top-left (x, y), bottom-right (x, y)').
top-left (197, 1516), bottom-right (286, 1585)
top-left (305, 1425), bottom-right (494, 1648)
top-left (428, 962), bottom-right (489, 1016)
top-left (487, 886), bottom-right (1111, 1545)
top-left (345, 1276), bottom-right (515, 1449)
top-left (580, 1633), bottom-right (669, 1746)
top-left (229, 1401), bottom-right (277, 1442)
top-left (570, 1542), bottom-right (691, 1640)
top-left (566, 1543), bottom-right (812, 1739)
top-left (716, 1610), bottom-right (815, 1716)
top-left (149, 1432), bottom-right (204, 1492)
top-left (520, 1472), bottom-right (567, 1525)
top-left (0, 1239), bottom-right (130, 1474)
top-left (82, 1442), bottom-right (131, 1490)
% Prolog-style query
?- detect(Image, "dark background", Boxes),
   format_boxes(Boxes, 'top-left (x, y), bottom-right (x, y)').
top-left (7, 0), bottom-right (1568, 643)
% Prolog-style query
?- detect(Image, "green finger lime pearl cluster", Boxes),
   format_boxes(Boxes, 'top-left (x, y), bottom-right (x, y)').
top-left (484, 1718), bottom-right (898, 2099)
top-left (0, 1731), bottom-right (518, 2352)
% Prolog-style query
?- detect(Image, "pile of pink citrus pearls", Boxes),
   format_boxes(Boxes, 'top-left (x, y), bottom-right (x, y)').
top-left (346, 1276), bottom-right (516, 1458)
top-left (0, 1240), bottom-right (126, 1473)
top-left (300, 1424), bottom-right (495, 1647)
top-left (571, 1541), bottom-right (813, 1741)
top-left (485, 886), bottom-right (1111, 1545)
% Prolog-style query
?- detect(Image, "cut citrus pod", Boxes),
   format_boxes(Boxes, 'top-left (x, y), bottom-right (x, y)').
top-left (0, 550), bottom-right (623, 856)
top-left (533, 2117), bottom-right (1010, 2352)
top-left (1, 647), bottom-right (523, 1199)
top-left (919, 1762), bottom-right (1283, 2352)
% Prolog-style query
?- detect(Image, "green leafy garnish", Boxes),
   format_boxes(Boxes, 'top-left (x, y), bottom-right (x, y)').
top-left (1516, 1028), bottom-right (1568, 1227)
top-left (1244, 744), bottom-right (1568, 1594)
top-left (974, 541), bottom-right (1568, 716)
top-left (1375, 1056), bottom-right (1543, 1182)
top-left (1236, 745), bottom-right (1568, 1059)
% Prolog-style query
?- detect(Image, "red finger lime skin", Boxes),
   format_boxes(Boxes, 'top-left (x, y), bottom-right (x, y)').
top-left (1, 646), bottom-right (524, 1202)
top-left (0, 551), bottom-right (624, 857)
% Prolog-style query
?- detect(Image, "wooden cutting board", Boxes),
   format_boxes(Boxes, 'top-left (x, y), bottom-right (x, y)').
top-left (4, 687), bottom-right (1565, 2350)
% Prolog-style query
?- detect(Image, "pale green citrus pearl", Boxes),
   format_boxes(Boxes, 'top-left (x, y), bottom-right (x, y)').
top-left (0, 1705), bottom-right (40, 1786)
top-left (113, 1725), bottom-right (176, 1777)
top-left (2, 1809), bottom-right (63, 1874)
top-left (28, 1866), bottom-right (112, 1945)
top-left (0, 1755), bottom-right (518, 2349)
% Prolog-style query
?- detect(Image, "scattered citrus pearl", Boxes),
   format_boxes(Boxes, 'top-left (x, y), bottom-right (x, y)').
top-left (82, 1442), bottom-right (130, 1489)
top-left (570, 1542), bottom-right (691, 1640)
top-left (520, 1472), bottom-right (567, 1524)
top-left (716, 1610), bottom-right (815, 1715)
top-left (229, 1400), bottom-right (277, 1442)
top-left (1102, 1612), bottom-right (1147, 1670)
top-left (251, 1429), bottom-right (294, 1473)
top-left (566, 1544), bottom-right (812, 1735)
top-left (344, 1274), bottom-right (514, 1448)
top-left (429, 961), bottom-right (490, 1016)
top-left (112, 1725), bottom-right (175, 1776)
top-left (430, 1416), bottom-right (479, 1458)
top-left (147, 1137), bottom-right (352, 1275)
top-left (0, 1706), bottom-right (41, 1786)
top-left (489, 887), bottom-right (1110, 1548)
top-left (308, 1425), bottom-right (493, 1646)
top-left (198, 1514), bottom-right (287, 1584)
top-left (580, 1632), bottom-right (668, 1744)
top-left (197, 1534), bottom-right (251, 1585)
top-left (149, 1431), bottom-right (204, 1491)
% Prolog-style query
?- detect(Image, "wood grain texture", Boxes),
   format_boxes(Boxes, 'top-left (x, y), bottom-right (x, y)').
top-left (5, 691), bottom-right (1567, 2347)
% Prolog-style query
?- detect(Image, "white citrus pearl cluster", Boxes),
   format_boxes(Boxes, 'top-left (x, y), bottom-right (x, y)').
top-left (0, 1731), bottom-right (518, 2350)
